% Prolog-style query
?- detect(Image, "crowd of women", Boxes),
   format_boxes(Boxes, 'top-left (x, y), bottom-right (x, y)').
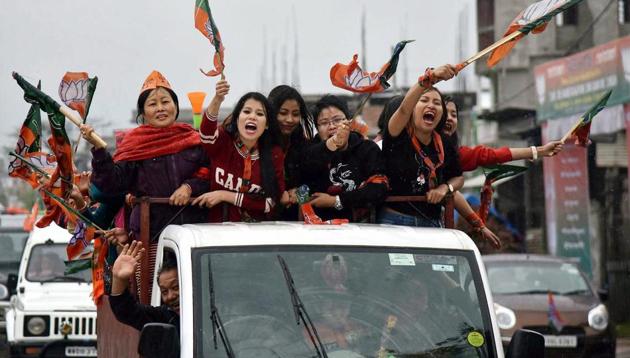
top-left (76, 64), bottom-right (564, 266)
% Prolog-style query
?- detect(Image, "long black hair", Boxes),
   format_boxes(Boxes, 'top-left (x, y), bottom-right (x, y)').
top-left (224, 92), bottom-right (281, 201)
top-left (377, 95), bottom-right (404, 135)
top-left (443, 95), bottom-right (460, 146)
top-left (267, 85), bottom-right (314, 148)
top-left (136, 87), bottom-right (180, 125)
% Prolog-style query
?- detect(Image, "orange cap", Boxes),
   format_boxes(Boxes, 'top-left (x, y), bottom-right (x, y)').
top-left (140, 70), bottom-right (172, 94)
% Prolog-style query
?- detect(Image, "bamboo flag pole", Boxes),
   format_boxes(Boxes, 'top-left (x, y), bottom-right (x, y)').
top-left (560, 121), bottom-right (582, 144)
top-left (58, 106), bottom-right (107, 148)
top-left (455, 31), bottom-right (521, 72)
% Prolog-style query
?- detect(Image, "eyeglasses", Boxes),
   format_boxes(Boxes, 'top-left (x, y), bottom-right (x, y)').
top-left (317, 117), bottom-right (345, 127)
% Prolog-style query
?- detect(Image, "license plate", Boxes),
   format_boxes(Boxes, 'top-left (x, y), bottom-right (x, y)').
top-left (65, 346), bottom-right (97, 357)
top-left (544, 335), bottom-right (577, 348)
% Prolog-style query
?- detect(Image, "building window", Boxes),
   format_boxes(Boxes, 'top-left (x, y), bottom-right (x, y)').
top-left (620, 0), bottom-right (630, 24)
top-left (556, 4), bottom-right (579, 26)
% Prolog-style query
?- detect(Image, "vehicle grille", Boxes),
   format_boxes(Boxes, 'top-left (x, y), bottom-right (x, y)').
top-left (51, 314), bottom-right (97, 338)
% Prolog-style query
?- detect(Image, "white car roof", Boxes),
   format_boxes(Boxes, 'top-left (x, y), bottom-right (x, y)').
top-left (161, 222), bottom-right (477, 251)
top-left (27, 222), bottom-right (72, 245)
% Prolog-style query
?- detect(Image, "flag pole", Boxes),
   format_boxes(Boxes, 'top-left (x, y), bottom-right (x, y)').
top-left (351, 93), bottom-right (372, 120)
top-left (40, 187), bottom-right (105, 232)
top-left (58, 106), bottom-right (107, 148)
top-left (560, 120), bottom-right (582, 144)
top-left (456, 30), bottom-right (521, 72)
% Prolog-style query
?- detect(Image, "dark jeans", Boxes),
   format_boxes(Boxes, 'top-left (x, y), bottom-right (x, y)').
top-left (377, 208), bottom-right (443, 228)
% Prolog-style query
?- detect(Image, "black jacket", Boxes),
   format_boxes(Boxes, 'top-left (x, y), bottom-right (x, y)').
top-left (109, 289), bottom-right (179, 332)
top-left (302, 132), bottom-right (388, 221)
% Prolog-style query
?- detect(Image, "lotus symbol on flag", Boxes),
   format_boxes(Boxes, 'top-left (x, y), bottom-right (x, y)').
top-left (204, 21), bottom-right (217, 45)
top-left (345, 68), bottom-right (379, 90)
top-left (59, 79), bottom-right (89, 106)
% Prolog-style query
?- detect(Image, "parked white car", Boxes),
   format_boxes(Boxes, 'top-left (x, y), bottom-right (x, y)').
top-left (5, 222), bottom-right (97, 357)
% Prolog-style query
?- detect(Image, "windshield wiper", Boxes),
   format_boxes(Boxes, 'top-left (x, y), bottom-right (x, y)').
top-left (510, 289), bottom-right (559, 295)
top-left (277, 255), bottom-right (328, 358)
top-left (208, 257), bottom-right (235, 358)
top-left (41, 276), bottom-right (86, 283)
top-left (559, 289), bottom-right (590, 296)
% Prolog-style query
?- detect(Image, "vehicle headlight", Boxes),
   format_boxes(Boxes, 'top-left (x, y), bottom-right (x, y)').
top-left (0, 283), bottom-right (8, 300)
top-left (588, 304), bottom-right (608, 331)
top-left (26, 316), bottom-right (47, 336)
top-left (494, 303), bottom-right (516, 330)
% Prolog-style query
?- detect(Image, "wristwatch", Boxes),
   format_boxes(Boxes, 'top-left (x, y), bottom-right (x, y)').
top-left (334, 196), bottom-right (343, 211)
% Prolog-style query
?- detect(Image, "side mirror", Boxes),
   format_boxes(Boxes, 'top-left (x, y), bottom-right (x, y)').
top-left (506, 329), bottom-right (545, 358)
top-left (597, 288), bottom-right (609, 302)
top-left (138, 323), bottom-right (179, 358)
top-left (7, 273), bottom-right (18, 295)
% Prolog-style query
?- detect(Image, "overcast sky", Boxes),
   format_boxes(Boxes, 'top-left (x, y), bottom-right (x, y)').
top-left (0, 0), bottom-right (476, 148)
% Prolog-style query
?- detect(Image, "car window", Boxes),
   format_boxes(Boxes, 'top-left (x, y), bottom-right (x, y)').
top-left (0, 232), bottom-right (28, 263)
top-left (26, 243), bottom-right (92, 283)
top-left (193, 247), bottom-right (496, 358)
top-left (486, 261), bottom-right (591, 296)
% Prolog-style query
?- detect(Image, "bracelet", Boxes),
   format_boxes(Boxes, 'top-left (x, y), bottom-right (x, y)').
top-left (417, 67), bottom-right (435, 88)
top-left (530, 146), bottom-right (538, 160)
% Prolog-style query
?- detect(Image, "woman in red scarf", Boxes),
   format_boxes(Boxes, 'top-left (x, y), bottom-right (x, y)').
top-left (80, 71), bottom-right (209, 266)
top-left (380, 65), bottom-right (462, 227)
top-left (193, 80), bottom-right (286, 222)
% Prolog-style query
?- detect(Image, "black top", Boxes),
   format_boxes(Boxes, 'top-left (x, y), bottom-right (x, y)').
top-left (382, 127), bottom-right (461, 220)
top-left (109, 289), bottom-right (179, 332)
top-left (301, 132), bottom-right (388, 221)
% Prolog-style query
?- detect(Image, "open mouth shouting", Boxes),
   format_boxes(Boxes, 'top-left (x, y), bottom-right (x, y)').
top-left (423, 110), bottom-right (437, 126)
top-left (244, 121), bottom-right (258, 135)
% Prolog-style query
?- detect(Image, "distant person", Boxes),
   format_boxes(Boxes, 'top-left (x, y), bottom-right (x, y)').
top-left (109, 241), bottom-right (180, 331)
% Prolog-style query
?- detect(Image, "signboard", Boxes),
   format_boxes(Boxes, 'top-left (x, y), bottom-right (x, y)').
top-left (535, 35), bottom-right (630, 121)
top-left (542, 123), bottom-right (592, 276)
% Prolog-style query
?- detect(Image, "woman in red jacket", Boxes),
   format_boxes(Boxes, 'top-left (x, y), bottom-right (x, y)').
top-left (443, 97), bottom-right (563, 170)
top-left (193, 80), bottom-right (286, 222)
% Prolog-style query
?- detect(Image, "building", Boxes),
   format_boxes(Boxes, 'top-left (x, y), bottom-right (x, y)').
top-left (476, 0), bottom-right (630, 321)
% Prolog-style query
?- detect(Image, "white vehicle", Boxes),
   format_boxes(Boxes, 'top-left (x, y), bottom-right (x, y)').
top-left (5, 223), bottom-right (97, 358)
top-left (103, 222), bottom-right (544, 358)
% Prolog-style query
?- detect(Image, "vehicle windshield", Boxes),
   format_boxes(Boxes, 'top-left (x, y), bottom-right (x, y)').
top-left (193, 246), bottom-right (495, 358)
top-left (0, 231), bottom-right (28, 264)
top-left (26, 243), bottom-right (92, 283)
top-left (486, 261), bottom-right (592, 296)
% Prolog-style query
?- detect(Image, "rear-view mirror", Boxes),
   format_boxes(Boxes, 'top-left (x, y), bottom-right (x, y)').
top-left (597, 288), bottom-right (609, 302)
top-left (506, 329), bottom-right (545, 358)
top-left (138, 323), bottom-right (179, 358)
top-left (7, 273), bottom-right (18, 295)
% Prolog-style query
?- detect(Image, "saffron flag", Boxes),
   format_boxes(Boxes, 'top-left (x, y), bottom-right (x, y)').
top-left (548, 291), bottom-right (565, 333)
top-left (488, 0), bottom-right (584, 67)
top-left (23, 201), bottom-right (39, 232)
top-left (479, 165), bottom-right (528, 223)
top-left (8, 80), bottom-right (54, 189)
top-left (195, 0), bottom-right (225, 77)
top-left (330, 40), bottom-right (413, 93)
top-left (567, 90), bottom-right (612, 146)
top-left (58, 72), bottom-right (98, 120)
top-left (67, 221), bottom-right (95, 260)
top-left (92, 237), bottom-right (107, 304)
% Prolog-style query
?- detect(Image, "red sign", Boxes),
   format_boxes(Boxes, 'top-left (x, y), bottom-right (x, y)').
top-left (542, 123), bottom-right (592, 275)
